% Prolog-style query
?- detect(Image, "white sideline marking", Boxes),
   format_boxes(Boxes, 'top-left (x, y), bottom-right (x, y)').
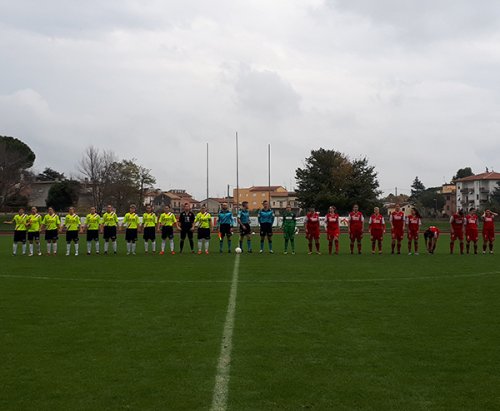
top-left (0, 270), bottom-right (499, 285)
top-left (210, 254), bottom-right (240, 411)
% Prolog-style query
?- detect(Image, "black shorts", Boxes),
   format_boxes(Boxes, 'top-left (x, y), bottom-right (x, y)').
top-left (45, 229), bottom-right (58, 241)
top-left (180, 229), bottom-right (193, 240)
top-left (66, 230), bottom-right (79, 243)
top-left (87, 229), bottom-right (99, 242)
top-left (27, 231), bottom-right (40, 241)
top-left (240, 223), bottom-right (251, 236)
top-left (424, 231), bottom-right (437, 240)
top-left (219, 223), bottom-right (232, 238)
top-left (161, 226), bottom-right (174, 239)
top-left (103, 226), bottom-right (117, 241)
top-left (143, 226), bottom-right (156, 241)
top-left (260, 223), bottom-right (273, 237)
top-left (198, 227), bottom-right (211, 240)
top-left (14, 230), bottom-right (27, 243)
top-left (125, 228), bottom-right (138, 242)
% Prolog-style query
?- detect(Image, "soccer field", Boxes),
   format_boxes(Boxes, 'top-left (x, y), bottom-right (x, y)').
top-left (1, 234), bottom-right (500, 410)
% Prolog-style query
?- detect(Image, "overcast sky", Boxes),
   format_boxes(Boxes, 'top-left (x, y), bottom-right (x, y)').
top-left (1, 0), bottom-right (500, 200)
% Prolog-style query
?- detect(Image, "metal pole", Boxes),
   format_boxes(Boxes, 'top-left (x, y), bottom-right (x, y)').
top-left (236, 132), bottom-right (239, 213)
top-left (268, 143), bottom-right (271, 204)
top-left (206, 142), bottom-right (209, 202)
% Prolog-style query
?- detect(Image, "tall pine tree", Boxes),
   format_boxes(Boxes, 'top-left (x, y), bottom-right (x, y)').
top-left (410, 176), bottom-right (425, 202)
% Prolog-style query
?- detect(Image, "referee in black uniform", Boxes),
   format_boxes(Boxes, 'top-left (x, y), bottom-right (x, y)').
top-left (179, 202), bottom-right (195, 253)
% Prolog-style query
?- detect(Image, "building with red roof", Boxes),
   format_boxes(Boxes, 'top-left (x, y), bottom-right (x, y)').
top-left (455, 171), bottom-right (500, 210)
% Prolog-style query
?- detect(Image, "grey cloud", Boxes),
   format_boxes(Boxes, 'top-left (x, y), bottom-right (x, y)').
top-left (233, 66), bottom-right (302, 119)
top-left (0, 0), bottom-right (175, 37)
top-left (1, 1), bottom-right (500, 199)
top-left (0, 0), bottom-right (257, 38)
top-left (330, 0), bottom-right (500, 44)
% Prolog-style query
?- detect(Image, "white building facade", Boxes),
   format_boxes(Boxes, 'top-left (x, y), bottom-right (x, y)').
top-left (455, 172), bottom-right (500, 211)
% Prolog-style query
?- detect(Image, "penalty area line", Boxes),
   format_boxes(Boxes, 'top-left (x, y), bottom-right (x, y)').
top-left (210, 254), bottom-right (240, 411)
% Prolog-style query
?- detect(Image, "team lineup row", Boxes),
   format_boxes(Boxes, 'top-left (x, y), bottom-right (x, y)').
top-left (5, 201), bottom-right (498, 256)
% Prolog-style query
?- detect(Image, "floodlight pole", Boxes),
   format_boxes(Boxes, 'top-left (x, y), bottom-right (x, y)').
top-left (268, 143), bottom-right (271, 204)
top-left (236, 132), bottom-right (239, 213)
top-left (206, 142), bottom-right (209, 202)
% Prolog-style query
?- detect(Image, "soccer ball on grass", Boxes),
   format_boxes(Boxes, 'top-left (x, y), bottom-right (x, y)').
top-left (235, 247), bottom-right (242, 254)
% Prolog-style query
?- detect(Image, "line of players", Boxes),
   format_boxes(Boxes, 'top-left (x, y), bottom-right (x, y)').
top-left (5, 201), bottom-right (497, 256)
top-left (298, 203), bottom-right (496, 256)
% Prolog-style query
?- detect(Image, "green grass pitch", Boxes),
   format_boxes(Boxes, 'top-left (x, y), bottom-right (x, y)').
top-left (1, 234), bottom-right (500, 410)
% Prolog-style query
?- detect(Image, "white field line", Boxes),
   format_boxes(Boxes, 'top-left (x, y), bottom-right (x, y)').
top-left (0, 270), bottom-right (499, 285)
top-left (210, 254), bottom-right (240, 411)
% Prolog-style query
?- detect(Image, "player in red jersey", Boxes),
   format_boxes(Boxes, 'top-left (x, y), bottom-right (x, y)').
top-left (424, 226), bottom-right (440, 254)
top-left (449, 209), bottom-right (465, 254)
top-left (482, 209), bottom-right (497, 254)
top-left (369, 207), bottom-right (385, 254)
top-left (406, 208), bottom-right (421, 255)
top-left (465, 207), bottom-right (480, 254)
top-left (348, 204), bottom-right (364, 254)
top-left (305, 207), bottom-right (321, 255)
top-left (389, 203), bottom-right (405, 254)
top-left (325, 205), bottom-right (340, 255)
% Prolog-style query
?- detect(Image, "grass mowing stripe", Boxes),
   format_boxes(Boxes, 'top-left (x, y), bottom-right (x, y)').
top-left (210, 254), bottom-right (240, 411)
top-left (0, 274), bottom-right (230, 284)
top-left (1, 270), bottom-right (498, 284)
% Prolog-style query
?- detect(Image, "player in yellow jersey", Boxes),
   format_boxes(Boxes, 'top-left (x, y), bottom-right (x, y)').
top-left (157, 205), bottom-right (178, 255)
top-left (84, 206), bottom-right (101, 255)
top-left (63, 207), bottom-right (81, 256)
top-left (101, 204), bottom-right (118, 254)
top-left (27, 206), bottom-right (43, 256)
top-left (123, 204), bottom-right (140, 255)
top-left (141, 204), bottom-right (158, 253)
top-left (4, 207), bottom-right (28, 255)
top-left (193, 204), bottom-right (212, 254)
top-left (41, 207), bottom-right (61, 255)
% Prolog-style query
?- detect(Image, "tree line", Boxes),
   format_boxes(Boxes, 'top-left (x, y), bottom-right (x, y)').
top-left (294, 149), bottom-right (500, 216)
top-left (3, 134), bottom-right (499, 216)
top-left (0, 136), bottom-right (155, 213)
top-left (78, 146), bottom-right (156, 213)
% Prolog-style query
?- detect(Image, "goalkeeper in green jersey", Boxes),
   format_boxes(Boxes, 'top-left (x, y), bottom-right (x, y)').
top-left (281, 204), bottom-right (297, 254)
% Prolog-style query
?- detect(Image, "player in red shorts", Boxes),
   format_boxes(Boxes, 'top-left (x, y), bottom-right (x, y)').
top-left (482, 209), bottom-right (497, 254)
top-left (369, 207), bottom-right (385, 254)
top-left (424, 226), bottom-right (440, 254)
top-left (465, 207), bottom-right (480, 254)
top-left (389, 203), bottom-right (405, 254)
top-left (406, 208), bottom-right (421, 255)
top-left (325, 205), bottom-right (340, 255)
top-left (449, 209), bottom-right (465, 254)
top-left (348, 204), bottom-right (364, 254)
top-left (305, 207), bottom-right (321, 255)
